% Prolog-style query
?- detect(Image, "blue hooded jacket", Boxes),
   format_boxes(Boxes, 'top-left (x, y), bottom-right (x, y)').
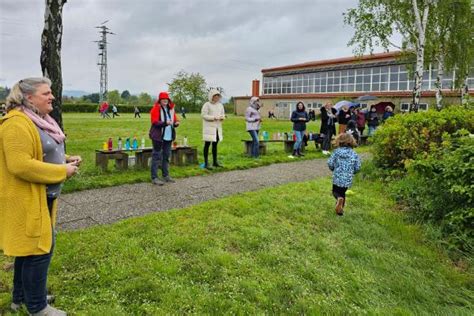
top-left (327, 147), bottom-right (361, 188)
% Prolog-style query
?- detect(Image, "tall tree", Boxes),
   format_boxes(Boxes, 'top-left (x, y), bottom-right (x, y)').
top-left (426, 0), bottom-right (473, 110)
top-left (168, 71), bottom-right (208, 112)
top-left (40, 0), bottom-right (67, 128)
top-left (344, 0), bottom-right (435, 112)
top-left (107, 90), bottom-right (122, 105)
top-left (137, 92), bottom-right (152, 106)
top-left (121, 90), bottom-right (131, 100)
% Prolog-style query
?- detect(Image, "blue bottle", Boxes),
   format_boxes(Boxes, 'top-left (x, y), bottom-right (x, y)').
top-left (132, 137), bottom-right (138, 150)
top-left (125, 138), bottom-right (131, 150)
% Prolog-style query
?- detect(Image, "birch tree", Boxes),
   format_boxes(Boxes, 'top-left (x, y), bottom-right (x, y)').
top-left (426, 0), bottom-right (473, 110)
top-left (344, 0), bottom-right (434, 112)
top-left (40, 0), bottom-right (67, 129)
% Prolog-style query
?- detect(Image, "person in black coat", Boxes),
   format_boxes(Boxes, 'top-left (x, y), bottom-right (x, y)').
top-left (290, 102), bottom-right (309, 157)
top-left (367, 106), bottom-right (379, 136)
top-left (320, 102), bottom-right (337, 155)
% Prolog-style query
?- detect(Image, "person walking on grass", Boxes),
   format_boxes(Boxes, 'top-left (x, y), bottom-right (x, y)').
top-left (201, 88), bottom-right (225, 170)
top-left (245, 96), bottom-right (262, 158)
top-left (149, 92), bottom-right (180, 185)
top-left (327, 133), bottom-right (361, 216)
top-left (1, 77), bottom-right (81, 316)
top-left (290, 101), bottom-right (309, 157)
top-left (112, 104), bottom-right (119, 118)
top-left (320, 102), bottom-right (337, 155)
top-left (134, 105), bottom-right (141, 118)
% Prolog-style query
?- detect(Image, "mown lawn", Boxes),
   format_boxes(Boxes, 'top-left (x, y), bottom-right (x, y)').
top-left (60, 113), bottom-right (370, 193)
top-left (1, 175), bottom-right (472, 315)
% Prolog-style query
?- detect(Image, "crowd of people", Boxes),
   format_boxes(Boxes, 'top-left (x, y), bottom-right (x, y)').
top-left (0, 77), bottom-right (381, 315)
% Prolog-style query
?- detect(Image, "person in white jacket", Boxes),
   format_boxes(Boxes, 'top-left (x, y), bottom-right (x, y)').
top-left (201, 89), bottom-right (225, 169)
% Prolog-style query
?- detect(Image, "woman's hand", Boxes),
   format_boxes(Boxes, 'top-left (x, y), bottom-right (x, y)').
top-left (66, 162), bottom-right (79, 178)
top-left (67, 155), bottom-right (82, 166)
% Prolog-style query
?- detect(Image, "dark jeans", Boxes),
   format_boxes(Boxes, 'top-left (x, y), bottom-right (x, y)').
top-left (151, 140), bottom-right (172, 179)
top-left (332, 184), bottom-right (348, 200)
top-left (12, 198), bottom-right (55, 314)
top-left (248, 130), bottom-right (259, 158)
top-left (204, 132), bottom-right (220, 165)
top-left (134, 112), bottom-right (141, 118)
top-left (322, 128), bottom-right (334, 151)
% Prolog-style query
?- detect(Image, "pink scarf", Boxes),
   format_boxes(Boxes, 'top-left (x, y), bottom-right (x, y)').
top-left (21, 107), bottom-right (66, 144)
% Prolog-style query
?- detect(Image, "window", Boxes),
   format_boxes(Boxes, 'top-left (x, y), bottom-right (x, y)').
top-left (419, 103), bottom-right (429, 111)
top-left (360, 103), bottom-right (368, 109)
top-left (400, 103), bottom-right (410, 112)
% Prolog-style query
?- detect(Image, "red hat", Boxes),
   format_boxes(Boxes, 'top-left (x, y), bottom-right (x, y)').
top-left (157, 92), bottom-right (170, 101)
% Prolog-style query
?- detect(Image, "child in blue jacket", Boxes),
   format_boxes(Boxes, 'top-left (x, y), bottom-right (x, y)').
top-left (327, 133), bottom-right (361, 216)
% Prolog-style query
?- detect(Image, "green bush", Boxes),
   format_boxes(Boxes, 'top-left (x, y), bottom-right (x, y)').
top-left (391, 132), bottom-right (474, 255)
top-left (371, 107), bottom-right (474, 169)
top-left (62, 103), bottom-right (153, 113)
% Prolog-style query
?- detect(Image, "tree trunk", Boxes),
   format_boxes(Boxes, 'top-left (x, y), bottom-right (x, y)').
top-left (461, 75), bottom-right (469, 106)
top-left (40, 0), bottom-right (67, 129)
top-left (435, 54), bottom-right (444, 111)
top-left (410, 0), bottom-right (431, 113)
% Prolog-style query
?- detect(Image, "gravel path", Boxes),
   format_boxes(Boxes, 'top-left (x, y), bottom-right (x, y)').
top-left (57, 156), bottom-right (368, 231)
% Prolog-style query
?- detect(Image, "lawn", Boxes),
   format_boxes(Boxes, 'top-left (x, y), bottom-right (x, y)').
top-left (60, 113), bottom-right (369, 193)
top-left (1, 175), bottom-right (472, 315)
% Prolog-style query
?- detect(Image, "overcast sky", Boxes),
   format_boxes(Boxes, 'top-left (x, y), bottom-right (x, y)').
top-left (0, 0), bottom-right (385, 98)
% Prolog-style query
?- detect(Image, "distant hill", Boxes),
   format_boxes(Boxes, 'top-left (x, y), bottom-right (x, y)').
top-left (63, 90), bottom-right (90, 97)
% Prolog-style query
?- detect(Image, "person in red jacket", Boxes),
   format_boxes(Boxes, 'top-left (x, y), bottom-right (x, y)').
top-left (149, 92), bottom-right (180, 185)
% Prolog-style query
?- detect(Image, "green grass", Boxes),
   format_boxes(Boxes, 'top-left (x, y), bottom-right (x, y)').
top-left (1, 176), bottom-right (472, 315)
top-left (60, 113), bottom-right (370, 193)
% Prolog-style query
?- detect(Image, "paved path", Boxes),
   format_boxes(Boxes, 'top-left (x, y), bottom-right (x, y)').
top-left (57, 156), bottom-right (367, 231)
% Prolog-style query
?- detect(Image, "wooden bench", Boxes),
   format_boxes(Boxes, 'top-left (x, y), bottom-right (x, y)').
top-left (95, 150), bottom-right (129, 171)
top-left (241, 139), bottom-right (303, 154)
top-left (134, 146), bottom-right (198, 168)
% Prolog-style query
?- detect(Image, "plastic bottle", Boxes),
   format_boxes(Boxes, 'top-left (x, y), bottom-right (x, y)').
top-left (141, 137), bottom-right (145, 149)
top-left (132, 136), bottom-right (138, 150)
top-left (183, 136), bottom-right (188, 147)
top-left (107, 138), bottom-right (113, 151)
top-left (125, 138), bottom-right (131, 150)
top-left (118, 137), bottom-right (123, 150)
top-left (102, 142), bottom-right (108, 151)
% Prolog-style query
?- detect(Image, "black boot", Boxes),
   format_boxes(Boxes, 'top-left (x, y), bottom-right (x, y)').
top-left (292, 150), bottom-right (297, 156)
top-left (299, 149), bottom-right (305, 156)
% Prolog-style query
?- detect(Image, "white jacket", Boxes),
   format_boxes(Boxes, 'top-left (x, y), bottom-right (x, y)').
top-left (201, 89), bottom-right (225, 142)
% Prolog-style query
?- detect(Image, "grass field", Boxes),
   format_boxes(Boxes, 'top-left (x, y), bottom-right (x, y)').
top-left (61, 112), bottom-right (365, 193)
top-left (1, 174), bottom-right (472, 315)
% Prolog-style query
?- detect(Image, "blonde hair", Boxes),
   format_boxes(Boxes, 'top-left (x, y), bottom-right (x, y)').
top-left (335, 133), bottom-right (357, 148)
top-left (5, 77), bottom-right (52, 114)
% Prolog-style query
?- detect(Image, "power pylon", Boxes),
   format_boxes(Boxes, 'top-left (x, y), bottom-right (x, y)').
top-left (94, 20), bottom-right (115, 103)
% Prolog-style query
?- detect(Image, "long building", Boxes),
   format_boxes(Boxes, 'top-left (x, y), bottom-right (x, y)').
top-left (234, 51), bottom-right (474, 118)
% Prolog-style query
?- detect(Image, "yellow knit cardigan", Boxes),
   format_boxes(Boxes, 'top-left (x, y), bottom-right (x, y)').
top-left (0, 110), bottom-right (67, 256)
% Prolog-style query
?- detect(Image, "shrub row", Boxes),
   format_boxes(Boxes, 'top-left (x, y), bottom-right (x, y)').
top-left (62, 103), bottom-right (153, 113)
top-left (371, 107), bottom-right (474, 169)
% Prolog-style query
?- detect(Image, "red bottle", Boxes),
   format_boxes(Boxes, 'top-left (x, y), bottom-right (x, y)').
top-left (293, 133), bottom-right (296, 141)
top-left (107, 137), bottom-right (113, 151)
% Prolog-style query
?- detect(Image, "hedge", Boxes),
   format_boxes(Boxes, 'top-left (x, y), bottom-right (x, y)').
top-left (371, 106), bottom-right (474, 169)
top-left (62, 103), bottom-right (153, 113)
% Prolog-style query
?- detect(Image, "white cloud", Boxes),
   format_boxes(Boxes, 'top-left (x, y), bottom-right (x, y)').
top-left (0, 0), bottom-right (382, 98)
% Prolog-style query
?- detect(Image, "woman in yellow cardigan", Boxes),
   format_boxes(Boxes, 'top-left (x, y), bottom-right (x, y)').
top-left (0, 77), bottom-right (80, 316)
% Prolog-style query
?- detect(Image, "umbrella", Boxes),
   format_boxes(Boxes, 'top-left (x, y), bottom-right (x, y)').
top-left (334, 100), bottom-right (358, 112)
top-left (356, 95), bottom-right (378, 102)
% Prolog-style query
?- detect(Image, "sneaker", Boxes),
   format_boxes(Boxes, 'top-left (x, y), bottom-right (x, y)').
top-left (163, 176), bottom-right (175, 183)
top-left (335, 197), bottom-right (344, 216)
top-left (31, 304), bottom-right (66, 316)
top-left (152, 178), bottom-right (165, 186)
top-left (11, 295), bottom-right (55, 312)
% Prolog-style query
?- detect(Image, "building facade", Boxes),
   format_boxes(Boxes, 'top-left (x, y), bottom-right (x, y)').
top-left (234, 51), bottom-right (474, 118)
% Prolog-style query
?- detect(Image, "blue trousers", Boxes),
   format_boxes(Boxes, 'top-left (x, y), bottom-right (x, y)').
top-left (293, 130), bottom-right (305, 150)
top-left (248, 130), bottom-right (259, 157)
top-left (12, 198), bottom-right (55, 314)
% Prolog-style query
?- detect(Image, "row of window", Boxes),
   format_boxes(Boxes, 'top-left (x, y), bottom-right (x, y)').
top-left (275, 102), bottom-right (429, 112)
top-left (263, 64), bottom-right (474, 95)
